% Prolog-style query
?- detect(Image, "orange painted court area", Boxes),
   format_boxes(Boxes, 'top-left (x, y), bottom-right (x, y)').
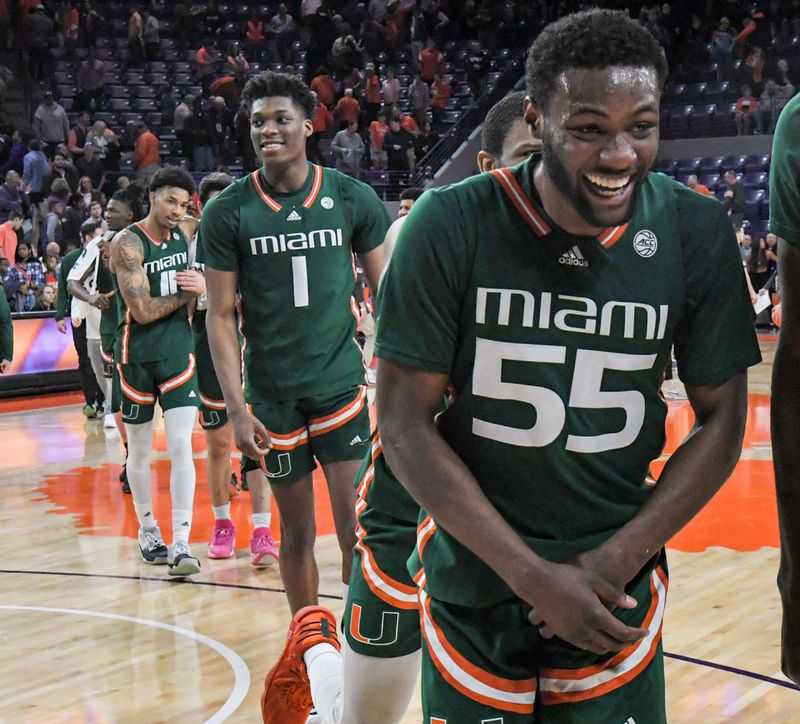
top-left (31, 393), bottom-right (778, 553)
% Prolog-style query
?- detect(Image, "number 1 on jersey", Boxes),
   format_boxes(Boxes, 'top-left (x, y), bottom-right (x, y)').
top-left (292, 256), bottom-right (309, 307)
top-left (160, 269), bottom-right (178, 296)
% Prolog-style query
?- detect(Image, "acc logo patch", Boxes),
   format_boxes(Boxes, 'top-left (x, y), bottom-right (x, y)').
top-left (321, 196), bottom-right (334, 209)
top-left (633, 229), bottom-right (658, 257)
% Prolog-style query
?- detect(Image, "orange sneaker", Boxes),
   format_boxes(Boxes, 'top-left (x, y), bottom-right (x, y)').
top-left (260, 606), bottom-right (340, 724)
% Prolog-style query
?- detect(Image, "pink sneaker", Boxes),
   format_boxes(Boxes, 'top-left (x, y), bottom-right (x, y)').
top-left (250, 527), bottom-right (279, 567)
top-left (208, 519), bottom-right (236, 559)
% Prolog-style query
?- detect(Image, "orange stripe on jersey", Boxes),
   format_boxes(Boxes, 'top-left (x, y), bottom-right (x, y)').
top-left (308, 386), bottom-right (367, 437)
top-left (117, 364), bottom-right (156, 405)
top-left (121, 309), bottom-right (131, 364)
top-left (538, 566), bottom-right (667, 705)
top-left (490, 168), bottom-right (551, 236)
top-left (134, 221), bottom-right (165, 246)
top-left (598, 224), bottom-right (629, 249)
top-left (158, 354), bottom-right (196, 394)
top-left (250, 171), bottom-right (283, 212)
top-left (302, 164), bottom-right (324, 208)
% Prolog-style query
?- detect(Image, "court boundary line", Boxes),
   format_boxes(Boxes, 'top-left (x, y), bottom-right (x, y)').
top-left (2, 568), bottom-right (799, 693)
top-left (0, 603), bottom-right (251, 723)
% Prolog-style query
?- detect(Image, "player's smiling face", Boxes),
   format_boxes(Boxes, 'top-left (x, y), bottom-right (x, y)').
top-left (249, 96), bottom-right (313, 168)
top-left (530, 66), bottom-right (660, 234)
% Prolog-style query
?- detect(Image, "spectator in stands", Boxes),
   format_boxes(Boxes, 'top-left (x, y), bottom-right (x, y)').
top-left (246, 9), bottom-right (265, 61)
top-left (735, 84), bottom-right (758, 135)
top-left (270, 3), bottom-right (296, 64)
top-left (382, 66), bottom-right (401, 108)
top-left (33, 92), bottom-right (70, 154)
top-left (430, 70), bottom-right (451, 126)
top-left (0, 209), bottom-right (21, 261)
top-left (43, 248), bottom-right (59, 288)
top-left (0, 130), bottom-right (27, 175)
top-left (49, 177), bottom-right (70, 205)
top-left (418, 37), bottom-right (446, 81)
top-left (466, 40), bottom-right (490, 100)
top-left (87, 198), bottom-right (107, 232)
top-left (414, 118), bottom-right (439, 159)
top-left (118, 120), bottom-right (139, 157)
top-left (173, 94), bottom-right (194, 157)
top-left (723, 170), bottom-right (746, 230)
top-left (207, 96), bottom-right (233, 166)
top-left (398, 186), bottom-right (423, 217)
top-left (61, 192), bottom-right (84, 250)
top-left (712, 16), bottom-right (735, 81)
top-left (75, 45), bottom-right (105, 113)
top-left (142, 8), bottom-right (159, 61)
top-left (311, 66), bottom-right (336, 108)
top-left (334, 87), bottom-right (361, 130)
top-left (68, 111), bottom-right (91, 160)
top-left (195, 40), bottom-right (218, 94)
top-left (409, 71), bottom-right (430, 129)
top-left (307, 90), bottom-right (333, 165)
top-left (742, 46), bottom-right (766, 95)
top-left (747, 235), bottom-right (775, 291)
top-left (5, 241), bottom-right (44, 311)
top-left (0, 170), bottom-right (23, 223)
top-left (44, 195), bottom-right (65, 252)
top-left (22, 139), bottom-right (48, 251)
top-left (78, 175), bottom-right (94, 209)
top-left (26, 4), bottom-right (54, 84)
top-left (363, 64), bottom-right (382, 124)
top-left (159, 83), bottom-right (176, 127)
top-left (331, 119), bottom-right (364, 175)
top-left (384, 116), bottom-right (415, 172)
top-left (226, 41), bottom-right (250, 87)
top-left (184, 96), bottom-right (214, 172)
top-left (85, 120), bottom-right (119, 170)
top-left (82, 2), bottom-right (105, 48)
top-left (126, 5), bottom-right (144, 67)
top-left (134, 122), bottom-right (159, 181)
top-left (33, 283), bottom-right (55, 311)
top-left (62, 1), bottom-right (79, 58)
top-left (687, 174), bottom-right (713, 196)
top-left (75, 143), bottom-right (104, 189)
top-left (368, 109), bottom-right (389, 170)
top-left (777, 58), bottom-right (795, 89)
top-left (756, 78), bottom-right (795, 134)
top-left (44, 151), bottom-right (79, 194)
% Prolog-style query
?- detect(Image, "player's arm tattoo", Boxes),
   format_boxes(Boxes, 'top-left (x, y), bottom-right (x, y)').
top-left (110, 229), bottom-right (190, 325)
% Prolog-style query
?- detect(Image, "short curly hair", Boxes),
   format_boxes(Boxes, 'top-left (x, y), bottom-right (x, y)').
top-left (149, 166), bottom-right (195, 196)
top-left (198, 172), bottom-right (234, 206)
top-left (242, 71), bottom-right (316, 119)
top-left (525, 9), bottom-right (668, 110)
top-left (481, 91), bottom-right (527, 160)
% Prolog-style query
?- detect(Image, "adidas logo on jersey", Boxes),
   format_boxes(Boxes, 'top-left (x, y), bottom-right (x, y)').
top-left (287, 209), bottom-right (302, 221)
top-left (559, 245), bottom-right (589, 267)
top-left (349, 435), bottom-right (363, 446)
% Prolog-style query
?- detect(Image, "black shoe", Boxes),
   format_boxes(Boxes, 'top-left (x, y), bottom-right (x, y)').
top-left (138, 526), bottom-right (168, 564)
top-left (120, 464), bottom-right (130, 494)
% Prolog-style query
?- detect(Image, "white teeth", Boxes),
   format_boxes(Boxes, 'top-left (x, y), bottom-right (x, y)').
top-left (585, 173), bottom-right (630, 189)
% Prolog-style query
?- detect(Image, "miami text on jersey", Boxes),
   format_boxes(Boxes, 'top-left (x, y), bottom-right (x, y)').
top-left (248, 228), bottom-right (344, 255)
top-left (475, 287), bottom-right (669, 341)
top-left (143, 250), bottom-right (188, 275)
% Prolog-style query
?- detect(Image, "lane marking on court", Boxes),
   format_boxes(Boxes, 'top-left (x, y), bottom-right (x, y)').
top-left (0, 603), bottom-right (251, 723)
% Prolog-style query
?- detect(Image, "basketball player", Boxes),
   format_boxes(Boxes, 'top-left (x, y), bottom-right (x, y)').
top-left (369, 11), bottom-right (758, 722)
top-left (192, 172), bottom-right (278, 566)
top-left (769, 91), bottom-right (800, 685)
top-left (110, 167), bottom-right (205, 576)
top-left (201, 72), bottom-right (390, 612)
top-left (260, 90), bottom-right (540, 724)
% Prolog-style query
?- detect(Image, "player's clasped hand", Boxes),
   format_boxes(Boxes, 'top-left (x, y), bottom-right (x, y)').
top-left (175, 269), bottom-right (206, 296)
top-left (524, 560), bottom-right (648, 655)
top-left (232, 408), bottom-right (272, 460)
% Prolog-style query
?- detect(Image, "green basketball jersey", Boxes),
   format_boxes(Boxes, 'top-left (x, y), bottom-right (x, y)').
top-left (113, 222), bottom-right (193, 364)
top-left (97, 231), bottom-right (118, 341)
top-left (376, 156), bottom-right (761, 607)
top-left (770, 93), bottom-right (800, 245)
top-left (200, 162), bottom-right (390, 402)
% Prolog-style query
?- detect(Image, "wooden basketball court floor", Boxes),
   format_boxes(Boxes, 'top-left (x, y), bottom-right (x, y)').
top-left (1, 336), bottom-right (798, 723)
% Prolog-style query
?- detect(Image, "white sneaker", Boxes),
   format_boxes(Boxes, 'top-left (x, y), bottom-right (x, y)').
top-left (168, 540), bottom-right (201, 577)
top-left (103, 413), bottom-right (116, 429)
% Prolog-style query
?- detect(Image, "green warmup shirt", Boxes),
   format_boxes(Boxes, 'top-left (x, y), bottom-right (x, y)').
top-left (770, 93), bottom-right (800, 245)
top-left (113, 222), bottom-right (193, 364)
top-left (376, 155), bottom-right (762, 607)
top-left (97, 231), bottom-right (119, 342)
top-left (55, 247), bottom-right (82, 321)
top-left (200, 162), bottom-right (390, 402)
top-left (0, 288), bottom-right (12, 362)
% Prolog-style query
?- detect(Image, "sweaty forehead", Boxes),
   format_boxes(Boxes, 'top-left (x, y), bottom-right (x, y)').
top-left (251, 96), bottom-right (301, 116)
top-left (555, 66), bottom-right (660, 110)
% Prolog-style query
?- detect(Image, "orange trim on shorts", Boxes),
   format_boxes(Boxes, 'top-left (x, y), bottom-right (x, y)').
top-left (308, 386), bottom-right (367, 437)
top-left (416, 515), bottom-right (437, 557)
top-left (199, 392), bottom-right (226, 411)
top-left (268, 425), bottom-right (310, 451)
top-left (117, 364), bottom-right (156, 405)
top-left (158, 354), bottom-right (196, 395)
top-left (100, 346), bottom-right (113, 364)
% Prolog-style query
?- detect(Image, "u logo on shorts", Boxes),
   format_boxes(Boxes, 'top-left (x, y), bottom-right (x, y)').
top-left (349, 602), bottom-right (400, 646)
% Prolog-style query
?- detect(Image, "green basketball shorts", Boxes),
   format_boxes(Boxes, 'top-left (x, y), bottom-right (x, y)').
top-left (117, 353), bottom-right (200, 425)
top-left (194, 327), bottom-right (228, 431)
top-left (248, 384), bottom-right (370, 484)
top-left (419, 551), bottom-right (668, 723)
top-left (100, 332), bottom-right (115, 379)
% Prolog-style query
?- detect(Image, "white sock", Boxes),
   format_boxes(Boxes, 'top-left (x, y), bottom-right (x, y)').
top-left (304, 643), bottom-right (343, 724)
top-left (213, 503), bottom-right (231, 520)
top-left (253, 511), bottom-right (271, 528)
top-left (126, 420), bottom-right (155, 529)
top-left (164, 406), bottom-right (197, 544)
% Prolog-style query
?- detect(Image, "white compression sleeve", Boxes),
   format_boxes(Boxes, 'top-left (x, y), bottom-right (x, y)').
top-left (163, 406), bottom-right (198, 544)
top-left (126, 418), bottom-right (155, 528)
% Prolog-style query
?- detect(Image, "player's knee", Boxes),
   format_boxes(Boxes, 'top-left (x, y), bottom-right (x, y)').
top-left (206, 429), bottom-right (231, 459)
top-left (279, 519), bottom-right (316, 550)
